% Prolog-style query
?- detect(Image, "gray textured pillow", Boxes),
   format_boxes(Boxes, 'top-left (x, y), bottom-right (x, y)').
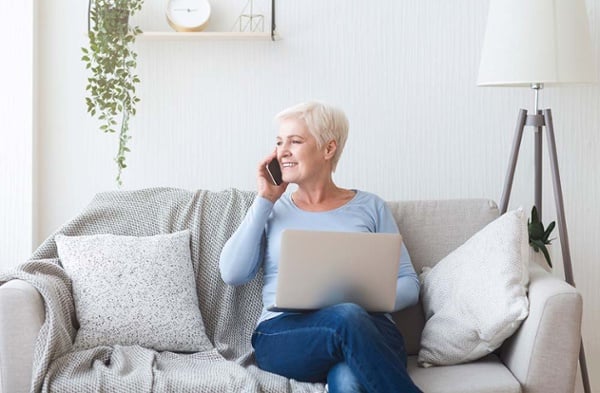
top-left (418, 209), bottom-right (529, 367)
top-left (56, 230), bottom-right (212, 353)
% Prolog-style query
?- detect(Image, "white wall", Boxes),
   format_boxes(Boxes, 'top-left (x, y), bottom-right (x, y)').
top-left (0, 0), bottom-right (34, 269)
top-left (6, 0), bottom-right (600, 390)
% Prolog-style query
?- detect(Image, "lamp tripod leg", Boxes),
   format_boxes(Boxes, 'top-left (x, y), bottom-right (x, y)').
top-left (579, 342), bottom-right (592, 393)
top-left (543, 109), bottom-right (575, 285)
top-left (499, 109), bottom-right (528, 214)
top-left (534, 110), bottom-right (543, 218)
top-left (542, 109), bottom-right (591, 393)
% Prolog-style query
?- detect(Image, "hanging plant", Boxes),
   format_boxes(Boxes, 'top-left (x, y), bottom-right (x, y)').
top-left (81, 0), bottom-right (144, 186)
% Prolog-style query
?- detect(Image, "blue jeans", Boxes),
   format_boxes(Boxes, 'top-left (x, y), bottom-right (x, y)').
top-left (251, 303), bottom-right (422, 393)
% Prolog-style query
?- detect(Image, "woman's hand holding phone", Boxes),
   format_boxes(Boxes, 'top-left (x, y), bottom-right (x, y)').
top-left (257, 151), bottom-right (288, 203)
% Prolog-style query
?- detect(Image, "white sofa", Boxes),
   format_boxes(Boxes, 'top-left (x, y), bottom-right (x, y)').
top-left (0, 193), bottom-right (582, 393)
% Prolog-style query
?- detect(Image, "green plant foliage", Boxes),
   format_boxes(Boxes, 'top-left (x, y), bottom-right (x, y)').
top-left (82, 0), bottom-right (144, 186)
top-left (528, 206), bottom-right (555, 268)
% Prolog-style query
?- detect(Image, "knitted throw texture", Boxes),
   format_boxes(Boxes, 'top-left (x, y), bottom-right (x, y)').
top-left (0, 188), bottom-right (325, 393)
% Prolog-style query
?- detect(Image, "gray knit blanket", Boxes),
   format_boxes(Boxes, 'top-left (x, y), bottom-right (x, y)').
top-left (0, 188), bottom-right (325, 393)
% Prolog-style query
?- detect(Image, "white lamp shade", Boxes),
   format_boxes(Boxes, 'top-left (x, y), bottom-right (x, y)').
top-left (478, 0), bottom-right (597, 86)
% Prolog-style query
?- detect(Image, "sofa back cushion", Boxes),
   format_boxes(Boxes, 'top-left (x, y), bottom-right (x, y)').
top-left (386, 199), bottom-right (499, 355)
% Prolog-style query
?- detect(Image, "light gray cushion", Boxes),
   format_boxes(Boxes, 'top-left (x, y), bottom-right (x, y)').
top-left (418, 209), bottom-right (529, 367)
top-left (388, 199), bottom-right (500, 355)
top-left (55, 230), bottom-right (212, 352)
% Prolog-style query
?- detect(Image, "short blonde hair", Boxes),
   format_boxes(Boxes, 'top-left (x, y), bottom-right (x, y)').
top-left (275, 101), bottom-right (349, 172)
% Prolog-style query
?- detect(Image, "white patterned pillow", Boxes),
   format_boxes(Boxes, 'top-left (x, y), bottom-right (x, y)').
top-left (56, 230), bottom-right (212, 352)
top-left (418, 209), bottom-right (529, 367)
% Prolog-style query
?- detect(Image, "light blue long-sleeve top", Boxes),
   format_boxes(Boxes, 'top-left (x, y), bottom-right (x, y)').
top-left (219, 190), bottom-right (420, 324)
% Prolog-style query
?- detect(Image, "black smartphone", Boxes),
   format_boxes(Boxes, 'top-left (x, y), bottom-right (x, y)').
top-left (266, 158), bottom-right (283, 186)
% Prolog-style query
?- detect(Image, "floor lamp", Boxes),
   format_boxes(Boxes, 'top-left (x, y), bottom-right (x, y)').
top-left (478, 1), bottom-right (597, 392)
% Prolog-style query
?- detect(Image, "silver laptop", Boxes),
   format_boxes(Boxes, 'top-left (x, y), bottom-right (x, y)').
top-left (268, 229), bottom-right (403, 313)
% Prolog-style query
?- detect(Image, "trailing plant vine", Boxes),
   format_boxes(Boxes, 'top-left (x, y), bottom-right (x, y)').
top-left (81, 0), bottom-right (144, 185)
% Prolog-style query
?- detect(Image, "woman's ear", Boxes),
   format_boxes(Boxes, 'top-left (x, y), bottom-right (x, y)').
top-left (324, 140), bottom-right (337, 160)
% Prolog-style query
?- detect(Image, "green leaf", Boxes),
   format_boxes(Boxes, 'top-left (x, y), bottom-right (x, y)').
top-left (539, 244), bottom-right (553, 268)
top-left (531, 206), bottom-right (540, 223)
top-left (544, 221), bottom-right (556, 241)
top-left (530, 239), bottom-right (541, 252)
top-left (528, 221), bottom-right (544, 240)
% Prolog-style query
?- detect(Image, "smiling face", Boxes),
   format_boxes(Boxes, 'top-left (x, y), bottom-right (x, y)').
top-left (274, 102), bottom-right (349, 173)
top-left (276, 118), bottom-right (333, 185)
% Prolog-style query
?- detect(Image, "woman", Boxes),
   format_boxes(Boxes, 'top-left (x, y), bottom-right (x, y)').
top-left (219, 101), bottom-right (422, 393)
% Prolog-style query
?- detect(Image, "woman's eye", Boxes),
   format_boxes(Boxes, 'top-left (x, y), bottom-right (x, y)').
top-left (275, 141), bottom-right (282, 146)
top-left (292, 140), bottom-right (302, 144)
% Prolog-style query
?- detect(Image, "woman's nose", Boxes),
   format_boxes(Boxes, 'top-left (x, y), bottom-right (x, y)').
top-left (278, 151), bottom-right (289, 161)
top-left (278, 144), bottom-right (291, 157)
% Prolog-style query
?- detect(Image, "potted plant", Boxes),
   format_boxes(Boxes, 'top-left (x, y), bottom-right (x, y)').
top-left (81, 0), bottom-right (145, 186)
top-left (528, 206), bottom-right (555, 268)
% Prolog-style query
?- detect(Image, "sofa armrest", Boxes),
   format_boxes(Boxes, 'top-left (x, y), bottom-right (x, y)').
top-left (0, 279), bottom-right (45, 393)
top-left (501, 264), bottom-right (582, 393)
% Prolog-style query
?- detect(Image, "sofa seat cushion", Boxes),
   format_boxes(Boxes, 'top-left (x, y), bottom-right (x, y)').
top-left (407, 354), bottom-right (521, 393)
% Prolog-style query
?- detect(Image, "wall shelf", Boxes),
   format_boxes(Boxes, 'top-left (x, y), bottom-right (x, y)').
top-left (137, 31), bottom-right (277, 41)
top-left (136, 0), bottom-right (278, 41)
